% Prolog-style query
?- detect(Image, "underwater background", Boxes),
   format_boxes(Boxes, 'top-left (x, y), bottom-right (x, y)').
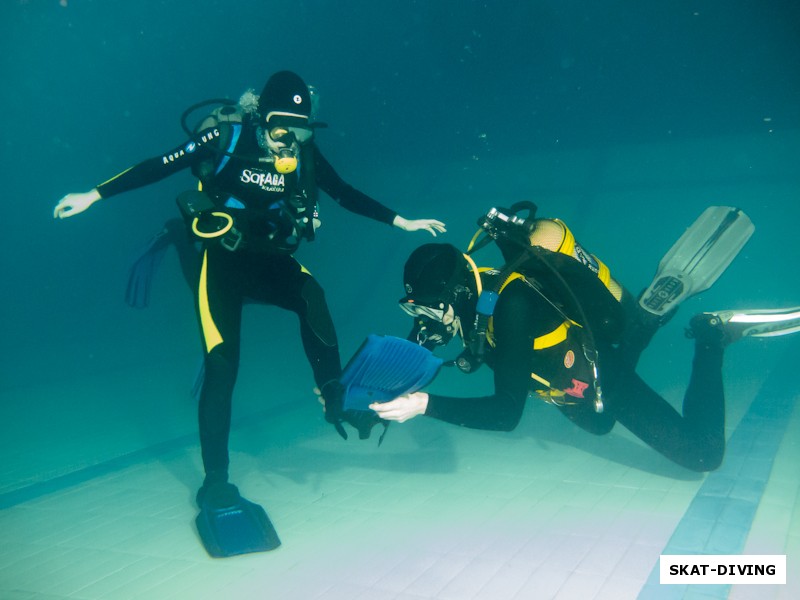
top-left (1, 1), bottom-right (799, 599)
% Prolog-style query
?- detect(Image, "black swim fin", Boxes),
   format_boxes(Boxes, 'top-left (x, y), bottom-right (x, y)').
top-left (195, 483), bottom-right (281, 558)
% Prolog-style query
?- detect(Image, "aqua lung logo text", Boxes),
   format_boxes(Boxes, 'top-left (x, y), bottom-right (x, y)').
top-left (240, 169), bottom-right (286, 191)
top-left (162, 129), bottom-right (221, 164)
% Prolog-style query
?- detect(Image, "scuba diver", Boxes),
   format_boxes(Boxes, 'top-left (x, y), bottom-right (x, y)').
top-left (53, 70), bottom-right (445, 557)
top-left (366, 204), bottom-right (800, 472)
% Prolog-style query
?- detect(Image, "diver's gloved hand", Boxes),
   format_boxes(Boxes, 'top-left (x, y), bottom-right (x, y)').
top-left (342, 409), bottom-right (389, 444)
top-left (53, 189), bottom-right (102, 219)
top-left (370, 392), bottom-right (429, 423)
top-left (315, 382), bottom-right (389, 443)
top-left (392, 215), bottom-right (447, 237)
top-left (316, 381), bottom-right (348, 440)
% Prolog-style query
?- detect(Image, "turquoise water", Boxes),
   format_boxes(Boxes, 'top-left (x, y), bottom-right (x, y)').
top-left (1, 2), bottom-right (798, 598)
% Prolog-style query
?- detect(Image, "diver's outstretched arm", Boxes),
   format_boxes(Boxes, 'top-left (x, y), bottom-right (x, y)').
top-left (53, 189), bottom-right (101, 219)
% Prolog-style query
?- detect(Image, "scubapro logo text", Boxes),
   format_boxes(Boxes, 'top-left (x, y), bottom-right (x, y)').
top-left (240, 170), bottom-right (285, 190)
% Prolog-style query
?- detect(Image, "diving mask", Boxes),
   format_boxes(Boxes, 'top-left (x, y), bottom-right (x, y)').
top-left (268, 125), bottom-right (313, 144)
top-left (399, 300), bottom-right (455, 325)
top-left (400, 300), bottom-right (461, 347)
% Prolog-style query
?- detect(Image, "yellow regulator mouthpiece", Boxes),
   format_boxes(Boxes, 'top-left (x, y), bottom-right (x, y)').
top-left (274, 154), bottom-right (298, 174)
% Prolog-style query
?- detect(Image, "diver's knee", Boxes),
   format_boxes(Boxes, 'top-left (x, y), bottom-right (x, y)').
top-left (680, 438), bottom-right (725, 472)
top-left (586, 418), bottom-right (615, 436)
top-left (204, 348), bottom-right (238, 381)
top-left (692, 445), bottom-right (725, 472)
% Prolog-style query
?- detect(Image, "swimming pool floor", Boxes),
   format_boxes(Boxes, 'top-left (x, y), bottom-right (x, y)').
top-left (1, 345), bottom-right (797, 600)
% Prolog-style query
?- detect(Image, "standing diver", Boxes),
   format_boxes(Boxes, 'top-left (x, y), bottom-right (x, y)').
top-left (365, 205), bottom-right (800, 472)
top-left (53, 70), bottom-right (446, 557)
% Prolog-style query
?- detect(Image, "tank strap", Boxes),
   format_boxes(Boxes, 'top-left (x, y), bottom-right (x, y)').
top-left (483, 271), bottom-right (572, 350)
top-left (533, 321), bottom-right (571, 349)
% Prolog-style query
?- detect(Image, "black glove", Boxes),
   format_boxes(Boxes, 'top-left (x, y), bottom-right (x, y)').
top-left (342, 409), bottom-right (390, 445)
top-left (320, 380), bottom-right (348, 440)
top-left (320, 380), bottom-right (389, 443)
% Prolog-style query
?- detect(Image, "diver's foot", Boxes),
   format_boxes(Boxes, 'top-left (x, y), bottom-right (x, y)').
top-left (194, 483), bottom-right (282, 556)
top-left (196, 482), bottom-right (241, 509)
top-left (196, 470), bottom-right (233, 508)
top-left (687, 307), bottom-right (800, 347)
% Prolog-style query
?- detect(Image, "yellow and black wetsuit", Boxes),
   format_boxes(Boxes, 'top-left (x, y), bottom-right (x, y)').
top-left (97, 116), bottom-right (399, 481)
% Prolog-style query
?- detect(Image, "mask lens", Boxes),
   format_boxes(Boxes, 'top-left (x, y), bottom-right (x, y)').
top-left (269, 126), bottom-right (313, 144)
top-left (399, 301), bottom-right (446, 321)
top-left (268, 127), bottom-right (291, 141)
top-left (289, 126), bottom-right (313, 143)
top-left (410, 312), bottom-right (457, 347)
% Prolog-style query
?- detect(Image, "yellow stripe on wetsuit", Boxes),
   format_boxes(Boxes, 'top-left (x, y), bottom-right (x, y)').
top-left (197, 249), bottom-right (313, 353)
top-left (199, 250), bottom-right (223, 353)
top-left (96, 166), bottom-right (134, 190)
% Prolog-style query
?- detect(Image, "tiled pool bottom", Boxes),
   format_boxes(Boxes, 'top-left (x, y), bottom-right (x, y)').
top-left (1, 347), bottom-right (797, 600)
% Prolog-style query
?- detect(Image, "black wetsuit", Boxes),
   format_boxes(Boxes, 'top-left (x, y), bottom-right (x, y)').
top-left (421, 274), bottom-right (725, 472)
top-left (98, 117), bottom-right (398, 483)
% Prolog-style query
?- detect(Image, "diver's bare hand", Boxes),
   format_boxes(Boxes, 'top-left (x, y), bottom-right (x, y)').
top-left (54, 189), bottom-right (101, 219)
top-left (393, 216), bottom-right (447, 237)
top-left (369, 391), bottom-right (429, 423)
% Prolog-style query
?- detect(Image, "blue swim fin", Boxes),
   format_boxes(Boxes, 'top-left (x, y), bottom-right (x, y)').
top-left (639, 206), bottom-right (754, 317)
top-left (195, 483), bottom-right (281, 558)
top-left (191, 357), bottom-right (205, 402)
top-left (340, 335), bottom-right (443, 411)
top-left (125, 227), bottom-right (173, 308)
